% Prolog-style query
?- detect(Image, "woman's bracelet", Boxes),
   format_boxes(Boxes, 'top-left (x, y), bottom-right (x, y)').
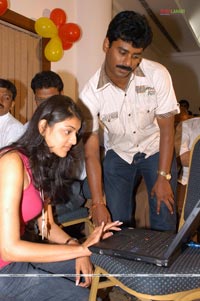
top-left (92, 202), bottom-right (105, 209)
top-left (65, 237), bottom-right (79, 245)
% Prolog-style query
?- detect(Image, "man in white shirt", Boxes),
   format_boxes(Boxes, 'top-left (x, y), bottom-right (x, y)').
top-left (80, 11), bottom-right (180, 231)
top-left (175, 117), bottom-right (200, 213)
top-left (175, 117), bottom-right (200, 185)
top-left (0, 79), bottom-right (24, 148)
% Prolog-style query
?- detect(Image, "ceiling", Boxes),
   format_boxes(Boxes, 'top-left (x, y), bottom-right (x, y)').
top-left (112, 0), bottom-right (200, 57)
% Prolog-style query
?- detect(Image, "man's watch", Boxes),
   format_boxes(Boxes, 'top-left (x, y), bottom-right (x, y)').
top-left (157, 170), bottom-right (171, 180)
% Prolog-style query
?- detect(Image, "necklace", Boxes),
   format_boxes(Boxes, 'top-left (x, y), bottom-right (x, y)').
top-left (39, 189), bottom-right (46, 240)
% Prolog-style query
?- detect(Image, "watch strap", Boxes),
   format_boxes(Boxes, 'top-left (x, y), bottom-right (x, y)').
top-left (157, 170), bottom-right (171, 180)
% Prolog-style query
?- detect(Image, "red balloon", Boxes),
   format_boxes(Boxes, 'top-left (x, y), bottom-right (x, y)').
top-left (62, 40), bottom-right (73, 51)
top-left (0, 0), bottom-right (8, 16)
top-left (58, 23), bottom-right (81, 43)
top-left (50, 8), bottom-right (67, 28)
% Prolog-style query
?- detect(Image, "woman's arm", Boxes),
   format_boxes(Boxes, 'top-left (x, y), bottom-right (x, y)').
top-left (0, 152), bottom-right (121, 262)
top-left (0, 152), bottom-right (90, 263)
top-left (0, 151), bottom-right (121, 265)
top-left (37, 203), bottom-right (74, 244)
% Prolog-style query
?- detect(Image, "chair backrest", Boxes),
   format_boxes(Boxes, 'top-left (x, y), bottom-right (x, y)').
top-left (179, 135), bottom-right (200, 228)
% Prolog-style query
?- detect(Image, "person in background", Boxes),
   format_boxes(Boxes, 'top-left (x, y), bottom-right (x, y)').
top-left (31, 70), bottom-right (64, 105)
top-left (174, 105), bottom-right (192, 128)
top-left (175, 116), bottom-right (200, 215)
top-left (23, 70), bottom-right (64, 130)
top-left (0, 95), bottom-right (121, 300)
top-left (179, 99), bottom-right (193, 116)
top-left (25, 70), bottom-right (86, 237)
top-left (80, 10), bottom-right (179, 231)
top-left (29, 70), bottom-right (85, 179)
top-left (0, 78), bottom-right (24, 148)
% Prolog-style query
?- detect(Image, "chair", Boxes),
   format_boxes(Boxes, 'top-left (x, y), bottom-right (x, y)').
top-left (89, 135), bottom-right (200, 301)
top-left (58, 206), bottom-right (94, 234)
top-left (53, 180), bottom-right (94, 235)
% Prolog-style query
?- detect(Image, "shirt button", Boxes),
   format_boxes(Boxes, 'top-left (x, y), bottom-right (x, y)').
top-left (133, 131), bottom-right (136, 134)
top-left (128, 113), bottom-right (131, 117)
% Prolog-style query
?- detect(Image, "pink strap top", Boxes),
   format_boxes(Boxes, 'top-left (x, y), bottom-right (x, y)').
top-left (18, 153), bottom-right (43, 224)
top-left (0, 152), bottom-right (43, 269)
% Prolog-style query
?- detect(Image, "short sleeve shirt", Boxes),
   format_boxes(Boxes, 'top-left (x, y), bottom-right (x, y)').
top-left (80, 58), bottom-right (179, 164)
top-left (175, 117), bottom-right (200, 185)
top-left (0, 112), bottom-right (24, 148)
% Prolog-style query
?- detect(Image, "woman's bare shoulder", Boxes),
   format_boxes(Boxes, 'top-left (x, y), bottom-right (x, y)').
top-left (0, 151), bottom-right (23, 170)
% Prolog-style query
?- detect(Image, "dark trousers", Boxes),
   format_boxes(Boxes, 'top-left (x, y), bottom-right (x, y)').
top-left (0, 260), bottom-right (89, 300)
top-left (103, 150), bottom-right (177, 231)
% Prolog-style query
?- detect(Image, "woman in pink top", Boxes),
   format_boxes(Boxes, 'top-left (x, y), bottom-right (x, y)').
top-left (0, 95), bottom-right (122, 300)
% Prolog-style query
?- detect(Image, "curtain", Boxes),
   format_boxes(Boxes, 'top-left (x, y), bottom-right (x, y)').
top-left (0, 20), bottom-right (42, 123)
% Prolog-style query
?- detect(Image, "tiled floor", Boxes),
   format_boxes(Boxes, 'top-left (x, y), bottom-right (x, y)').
top-left (98, 287), bottom-right (138, 301)
top-left (96, 286), bottom-right (200, 301)
top-left (102, 287), bottom-right (200, 301)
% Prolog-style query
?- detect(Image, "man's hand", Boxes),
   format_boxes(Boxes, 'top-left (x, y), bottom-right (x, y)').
top-left (151, 177), bottom-right (174, 214)
top-left (90, 203), bottom-right (112, 226)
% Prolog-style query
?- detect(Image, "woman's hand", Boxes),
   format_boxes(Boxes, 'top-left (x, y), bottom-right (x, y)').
top-left (75, 256), bottom-right (94, 287)
top-left (82, 221), bottom-right (122, 249)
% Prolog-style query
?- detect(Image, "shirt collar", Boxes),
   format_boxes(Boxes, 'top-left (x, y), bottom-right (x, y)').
top-left (97, 61), bottom-right (145, 90)
top-left (0, 112), bottom-right (10, 120)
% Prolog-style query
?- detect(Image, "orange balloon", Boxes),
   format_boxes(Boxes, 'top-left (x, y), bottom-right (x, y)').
top-left (50, 8), bottom-right (67, 28)
top-left (61, 40), bottom-right (73, 50)
top-left (0, 0), bottom-right (8, 16)
top-left (59, 23), bottom-right (81, 43)
top-left (44, 36), bottom-right (64, 62)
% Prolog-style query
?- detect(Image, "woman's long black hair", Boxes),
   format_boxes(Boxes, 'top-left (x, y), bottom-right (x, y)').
top-left (0, 95), bottom-right (84, 203)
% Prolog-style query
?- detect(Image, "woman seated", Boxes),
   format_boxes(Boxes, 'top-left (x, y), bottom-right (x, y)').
top-left (0, 95), bottom-right (122, 300)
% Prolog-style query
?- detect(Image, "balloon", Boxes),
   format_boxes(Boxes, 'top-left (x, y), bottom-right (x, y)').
top-left (50, 8), bottom-right (67, 28)
top-left (35, 17), bottom-right (58, 38)
top-left (44, 36), bottom-right (64, 62)
top-left (58, 23), bottom-right (81, 43)
top-left (42, 8), bottom-right (51, 18)
top-left (61, 40), bottom-right (73, 51)
top-left (0, 0), bottom-right (8, 16)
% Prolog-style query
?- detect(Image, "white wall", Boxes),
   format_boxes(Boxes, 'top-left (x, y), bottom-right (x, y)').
top-left (144, 49), bottom-right (200, 115)
top-left (9, 0), bottom-right (111, 100)
top-left (161, 53), bottom-right (200, 115)
top-left (7, 0), bottom-right (200, 114)
top-left (10, 0), bottom-right (76, 99)
top-left (76, 0), bottom-right (112, 94)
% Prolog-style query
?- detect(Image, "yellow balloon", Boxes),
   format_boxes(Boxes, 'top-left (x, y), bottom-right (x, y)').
top-left (35, 17), bottom-right (58, 38)
top-left (44, 36), bottom-right (64, 62)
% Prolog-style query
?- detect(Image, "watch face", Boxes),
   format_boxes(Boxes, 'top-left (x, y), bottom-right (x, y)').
top-left (166, 174), bottom-right (171, 180)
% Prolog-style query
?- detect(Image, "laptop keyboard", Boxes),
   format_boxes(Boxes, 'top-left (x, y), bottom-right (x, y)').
top-left (116, 229), bottom-right (175, 257)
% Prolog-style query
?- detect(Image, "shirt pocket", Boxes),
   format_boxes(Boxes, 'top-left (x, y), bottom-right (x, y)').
top-left (101, 111), bottom-right (119, 131)
top-left (136, 107), bottom-right (156, 129)
top-left (135, 86), bottom-right (157, 129)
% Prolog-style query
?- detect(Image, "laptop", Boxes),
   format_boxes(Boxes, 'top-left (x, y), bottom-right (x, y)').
top-left (89, 199), bottom-right (200, 267)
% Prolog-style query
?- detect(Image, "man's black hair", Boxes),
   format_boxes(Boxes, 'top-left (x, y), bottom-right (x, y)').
top-left (106, 10), bottom-right (153, 49)
top-left (0, 78), bottom-right (17, 100)
top-left (179, 99), bottom-right (190, 110)
top-left (31, 71), bottom-right (64, 94)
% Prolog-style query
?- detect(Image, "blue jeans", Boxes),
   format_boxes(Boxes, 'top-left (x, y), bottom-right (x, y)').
top-left (0, 260), bottom-right (89, 300)
top-left (103, 150), bottom-right (177, 231)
